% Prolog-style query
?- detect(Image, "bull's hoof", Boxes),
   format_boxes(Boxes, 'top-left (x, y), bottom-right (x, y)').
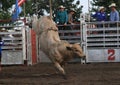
top-left (62, 74), bottom-right (67, 80)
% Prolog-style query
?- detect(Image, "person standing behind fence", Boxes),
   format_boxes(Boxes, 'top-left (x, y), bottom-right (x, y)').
top-left (92, 6), bottom-right (106, 34)
top-left (55, 5), bottom-right (68, 30)
top-left (92, 6), bottom-right (106, 22)
top-left (68, 8), bottom-right (75, 27)
top-left (0, 36), bottom-right (4, 72)
top-left (109, 3), bottom-right (119, 34)
top-left (109, 3), bottom-right (119, 22)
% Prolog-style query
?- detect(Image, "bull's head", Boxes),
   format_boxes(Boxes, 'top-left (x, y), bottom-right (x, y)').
top-left (66, 43), bottom-right (86, 59)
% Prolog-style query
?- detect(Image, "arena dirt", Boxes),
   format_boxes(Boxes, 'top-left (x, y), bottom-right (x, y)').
top-left (0, 62), bottom-right (120, 85)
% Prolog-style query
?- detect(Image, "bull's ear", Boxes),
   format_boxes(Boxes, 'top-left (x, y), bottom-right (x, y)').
top-left (66, 45), bottom-right (72, 50)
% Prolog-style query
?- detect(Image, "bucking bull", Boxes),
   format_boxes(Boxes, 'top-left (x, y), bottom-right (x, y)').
top-left (32, 16), bottom-right (86, 79)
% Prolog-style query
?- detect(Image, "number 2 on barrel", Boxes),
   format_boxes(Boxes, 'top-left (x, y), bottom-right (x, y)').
top-left (108, 49), bottom-right (115, 60)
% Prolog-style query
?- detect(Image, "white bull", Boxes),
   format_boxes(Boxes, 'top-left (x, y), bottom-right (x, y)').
top-left (32, 16), bottom-right (85, 78)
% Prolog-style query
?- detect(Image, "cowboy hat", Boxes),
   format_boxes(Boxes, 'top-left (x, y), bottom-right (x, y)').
top-left (109, 3), bottom-right (116, 7)
top-left (99, 6), bottom-right (105, 11)
top-left (70, 8), bottom-right (76, 12)
top-left (58, 5), bottom-right (65, 9)
top-left (1, 28), bottom-right (5, 31)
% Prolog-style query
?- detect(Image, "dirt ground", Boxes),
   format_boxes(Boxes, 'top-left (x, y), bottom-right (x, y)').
top-left (0, 62), bottom-right (120, 85)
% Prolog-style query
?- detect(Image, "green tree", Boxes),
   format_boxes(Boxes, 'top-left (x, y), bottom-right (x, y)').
top-left (0, 0), bottom-right (83, 20)
top-left (32, 0), bottom-right (83, 19)
top-left (0, 0), bottom-right (15, 19)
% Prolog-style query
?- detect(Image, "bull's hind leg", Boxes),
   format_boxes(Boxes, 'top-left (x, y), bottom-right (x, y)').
top-left (54, 62), bottom-right (65, 75)
top-left (54, 62), bottom-right (67, 79)
top-left (60, 61), bottom-right (66, 71)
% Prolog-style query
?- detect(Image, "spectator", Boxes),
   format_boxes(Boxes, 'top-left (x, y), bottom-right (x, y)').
top-left (92, 6), bottom-right (106, 22)
top-left (109, 3), bottom-right (119, 21)
top-left (66, 8), bottom-right (76, 35)
top-left (109, 3), bottom-right (119, 33)
top-left (0, 36), bottom-right (4, 72)
top-left (68, 8), bottom-right (75, 25)
top-left (92, 6), bottom-right (106, 33)
top-left (68, 8), bottom-right (76, 30)
top-left (55, 5), bottom-right (68, 30)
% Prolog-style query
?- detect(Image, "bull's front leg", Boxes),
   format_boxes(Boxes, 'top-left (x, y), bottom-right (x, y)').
top-left (54, 62), bottom-right (67, 79)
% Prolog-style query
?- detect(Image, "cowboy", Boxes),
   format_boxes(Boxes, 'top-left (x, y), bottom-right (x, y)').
top-left (55, 5), bottom-right (68, 27)
top-left (92, 6), bottom-right (106, 22)
top-left (109, 3), bottom-right (119, 21)
top-left (68, 8), bottom-right (75, 25)
top-left (92, 6), bottom-right (106, 29)
top-left (66, 8), bottom-right (76, 35)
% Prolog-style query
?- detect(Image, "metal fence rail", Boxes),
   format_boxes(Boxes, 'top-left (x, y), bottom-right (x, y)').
top-left (85, 21), bottom-right (120, 49)
top-left (58, 24), bottom-right (81, 44)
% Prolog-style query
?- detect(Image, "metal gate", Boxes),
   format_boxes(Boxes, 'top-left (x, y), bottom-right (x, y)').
top-left (82, 21), bottom-right (120, 62)
top-left (0, 26), bottom-right (26, 65)
top-left (0, 25), bottom-right (38, 65)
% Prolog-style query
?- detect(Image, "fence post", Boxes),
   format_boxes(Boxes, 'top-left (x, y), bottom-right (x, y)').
top-left (26, 28), bottom-right (32, 65)
top-left (22, 27), bottom-right (27, 65)
top-left (80, 14), bottom-right (87, 64)
top-left (31, 29), bottom-right (37, 64)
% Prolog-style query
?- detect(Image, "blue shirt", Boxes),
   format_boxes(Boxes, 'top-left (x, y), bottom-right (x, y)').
top-left (92, 11), bottom-right (106, 21)
top-left (110, 10), bottom-right (119, 21)
top-left (55, 10), bottom-right (68, 24)
top-left (0, 41), bottom-right (4, 53)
